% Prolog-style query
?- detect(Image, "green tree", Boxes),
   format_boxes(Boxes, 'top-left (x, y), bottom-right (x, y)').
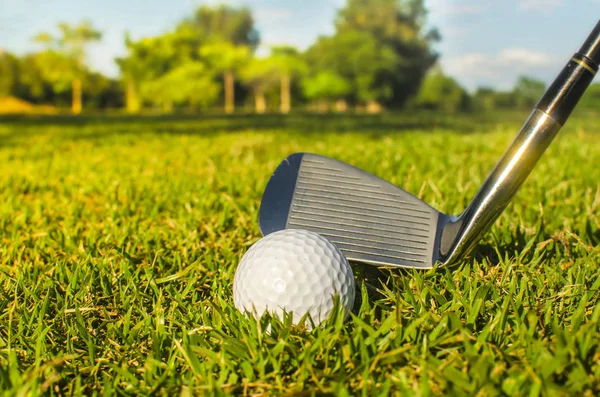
top-left (240, 58), bottom-right (278, 113)
top-left (13, 54), bottom-right (50, 103)
top-left (305, 30), bottom-right (397, 109)
top-left (117, 5), bottom-right (258, 113)
top-left (414, 68), bottom-right (470, 112)
top-left (200, 41), bottom-right (250, 113)
top-left (117, 30), bottom-right (196, 111)
top-left (302, 71), bottom-right (351, 111)
top-left (579, 83), bottom-right (600, 109)
top-left (513, 76), bottom-right (546, 109)
top-left (116, 33), bottom-right (149, 113)
top-left (141, 61), bottom-right (219, 112)
top-left (33, 21), bottom-right (102, 113)
top-left (0, 51), bottom-right (20, 97)
top-left (178, 5), bottom-right (260, 49)
top-left (473, 87), bottom-right (496, 112)
top-left (333, 0), bottom-right (440, 107)
top-left (268, 46), bottom-right (307, 113)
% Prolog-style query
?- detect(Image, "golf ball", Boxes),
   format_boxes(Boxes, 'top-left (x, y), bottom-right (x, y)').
top-left (233, 229), bottom-right (355, 327)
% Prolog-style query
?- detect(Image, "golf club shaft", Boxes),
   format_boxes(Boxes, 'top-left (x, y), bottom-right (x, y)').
top-left (442, 20), bottom-right (600, 264)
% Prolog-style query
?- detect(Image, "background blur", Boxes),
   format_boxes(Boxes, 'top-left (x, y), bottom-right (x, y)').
top-left (1, 0), bottom-right (599, 115)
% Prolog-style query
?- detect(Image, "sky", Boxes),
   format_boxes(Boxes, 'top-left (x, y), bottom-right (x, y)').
top-left (1, 0), bottom-right (599, 91)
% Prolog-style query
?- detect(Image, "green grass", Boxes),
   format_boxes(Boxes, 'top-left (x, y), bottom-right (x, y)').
top-left (1, 110), bottom-right (600, 395)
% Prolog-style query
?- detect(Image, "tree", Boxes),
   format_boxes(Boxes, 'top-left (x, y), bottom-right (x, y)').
top-left (240, 58), bottom-right (278, 113)
top-left (332, 0), bottom-right (439, 107)
top-left (117, 5), bottom-right (259, 113)
top-left (268, 46), bottom-right (307, 113)
top-left (178, 5), bottom-right (260, 50)
top-left (0, 51), bottom-right (17, 96)
top-left (117, 30), bottom-right (197, 112)
top-left (116, 33), bottom-right (148, 113)
top-left (200, 41), bottom-right (250, 113)
top-left (32, 21), bottom-right (102, 113)
top-left (414, 67), bottom-right (470, 112)
top-left (305, 30), bottom-right (397, 109)
top-left (472, 87), bottom-right (496, 112)
top-left (513, 76), bottom-right (546, 109)
top-left (302, 71), bottom-right (351, 111)
top-left (579, 83), bottom-right (600, 109)
top-left (140, 61), bottom-right (219, 111)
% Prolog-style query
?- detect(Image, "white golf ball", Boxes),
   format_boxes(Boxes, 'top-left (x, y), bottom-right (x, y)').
top-left (233, 229), bottom-right (355, 327)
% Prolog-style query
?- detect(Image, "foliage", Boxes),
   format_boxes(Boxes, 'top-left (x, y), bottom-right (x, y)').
top-left (0, 52), bottom-right (20, 96)
top-left (513, 76), bottom-right (546, 109)
top-left (199, 41), bottom-right (251, 73)
top-left (269, 46), bottom-right (306, 77)
top-left (240, 58), bottom-right (279, 93)
top-left (579, 83), bottom-right (600, 109)
top-left (334, 0), bottom-right (440, 106)
top-left (140, 62), bottom-right (219, 110)
top-left (306, 30), bottom-right (397, 104)
top-left (302, 71), bottom-right (351, 102)
top-left (414, 67), bottom-right (471, 112)
top-left (31, 21), bottom-right (102, 112)
top-left (178, 4), bottom-right (260, 50)
top-left (31, 50), bottom-right (79, 94)
top-left (1, 112), bottom-right (600, 394)
top-left (473, 87), bottom-right (497, 112)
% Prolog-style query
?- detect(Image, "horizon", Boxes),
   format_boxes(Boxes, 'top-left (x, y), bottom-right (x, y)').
top-left (2, 0), bottom-right (599, 91)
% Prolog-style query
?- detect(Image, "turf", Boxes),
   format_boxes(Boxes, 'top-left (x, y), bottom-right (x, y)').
top-left (0, 111), bottom-right (599, 395)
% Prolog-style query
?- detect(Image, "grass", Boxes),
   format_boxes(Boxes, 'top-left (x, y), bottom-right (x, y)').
top-left (0, 110), bottom-right (599, 395)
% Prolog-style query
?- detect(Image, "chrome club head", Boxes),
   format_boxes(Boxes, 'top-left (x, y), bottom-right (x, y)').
top-left (259, 152), bottom-right (451, 268)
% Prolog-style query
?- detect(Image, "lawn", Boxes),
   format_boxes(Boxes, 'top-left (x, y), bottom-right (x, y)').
top-left (1, 111), bottom-right (599, 395)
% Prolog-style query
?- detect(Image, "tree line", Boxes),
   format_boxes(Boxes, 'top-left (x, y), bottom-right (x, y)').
top-left (1, 0), bottom-right (598, 114)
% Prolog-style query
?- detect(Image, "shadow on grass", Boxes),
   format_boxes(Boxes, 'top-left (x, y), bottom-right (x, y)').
top-left (0, 111), bottom-right (529, 148)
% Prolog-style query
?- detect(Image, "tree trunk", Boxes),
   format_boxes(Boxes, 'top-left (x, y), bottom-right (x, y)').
top-left (72, 78), bottom-right (82, 114)
top-left (255, 90), bottom-right (266, 114)
top-left (366, 100), bottom-right (382, 114)
top-left (126, 78), bottom-right (140, 113)
top-left (280, 74), bottom-right (291, 114)
top-left (224, 71), bottom-right (234, 114)
top-left (335, 99), bottom-right (348, 112)
top-left (317, 101), bottom-right (328, 113)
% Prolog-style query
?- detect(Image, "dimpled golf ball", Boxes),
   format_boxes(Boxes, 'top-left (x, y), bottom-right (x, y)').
top-left (233, 229), bottom-right (355, 327)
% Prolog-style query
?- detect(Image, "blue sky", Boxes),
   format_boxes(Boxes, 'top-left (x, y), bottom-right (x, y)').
top-left (2, 0), bottom-right (599, 91)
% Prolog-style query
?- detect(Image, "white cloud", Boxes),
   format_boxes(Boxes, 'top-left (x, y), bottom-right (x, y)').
top-left (519, 0), bottom-right (564, 12)
top-left (496, 48), bottom-right (553, 66)
top-left (442, 47), bottom-right (558, 90)
top-left (443, 26), bottom-right (474, 38)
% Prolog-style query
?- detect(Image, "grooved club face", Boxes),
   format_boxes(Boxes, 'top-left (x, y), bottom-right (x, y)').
top-left (259, 153), bottom-right (450, 268)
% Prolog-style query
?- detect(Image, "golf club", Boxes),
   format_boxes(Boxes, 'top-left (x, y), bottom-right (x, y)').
top-left (259, 20), bottom-right (600, 269)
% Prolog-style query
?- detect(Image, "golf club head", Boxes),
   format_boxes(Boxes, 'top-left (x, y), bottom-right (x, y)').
top-left (259, 153), bottom-right (453, 268)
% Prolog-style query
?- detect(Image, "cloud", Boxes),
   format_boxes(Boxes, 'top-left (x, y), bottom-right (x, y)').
top-left (519, 0), bottom-right (564, 12)
top-left (254, 8), bottom-right (292, 22)
top-left (496, 48), bottom-right (554, 66)
top-left (443, 26), bottom-right (474, 38)
top-left (442, 47), bottom-right (558, 90)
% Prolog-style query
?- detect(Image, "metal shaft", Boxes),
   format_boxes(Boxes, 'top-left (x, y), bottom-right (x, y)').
top-left (441, 20), bottom-right (600, 265)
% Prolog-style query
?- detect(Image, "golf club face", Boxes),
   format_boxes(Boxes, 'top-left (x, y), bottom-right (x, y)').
top-left (259, 153), bottom-right (452, 268)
